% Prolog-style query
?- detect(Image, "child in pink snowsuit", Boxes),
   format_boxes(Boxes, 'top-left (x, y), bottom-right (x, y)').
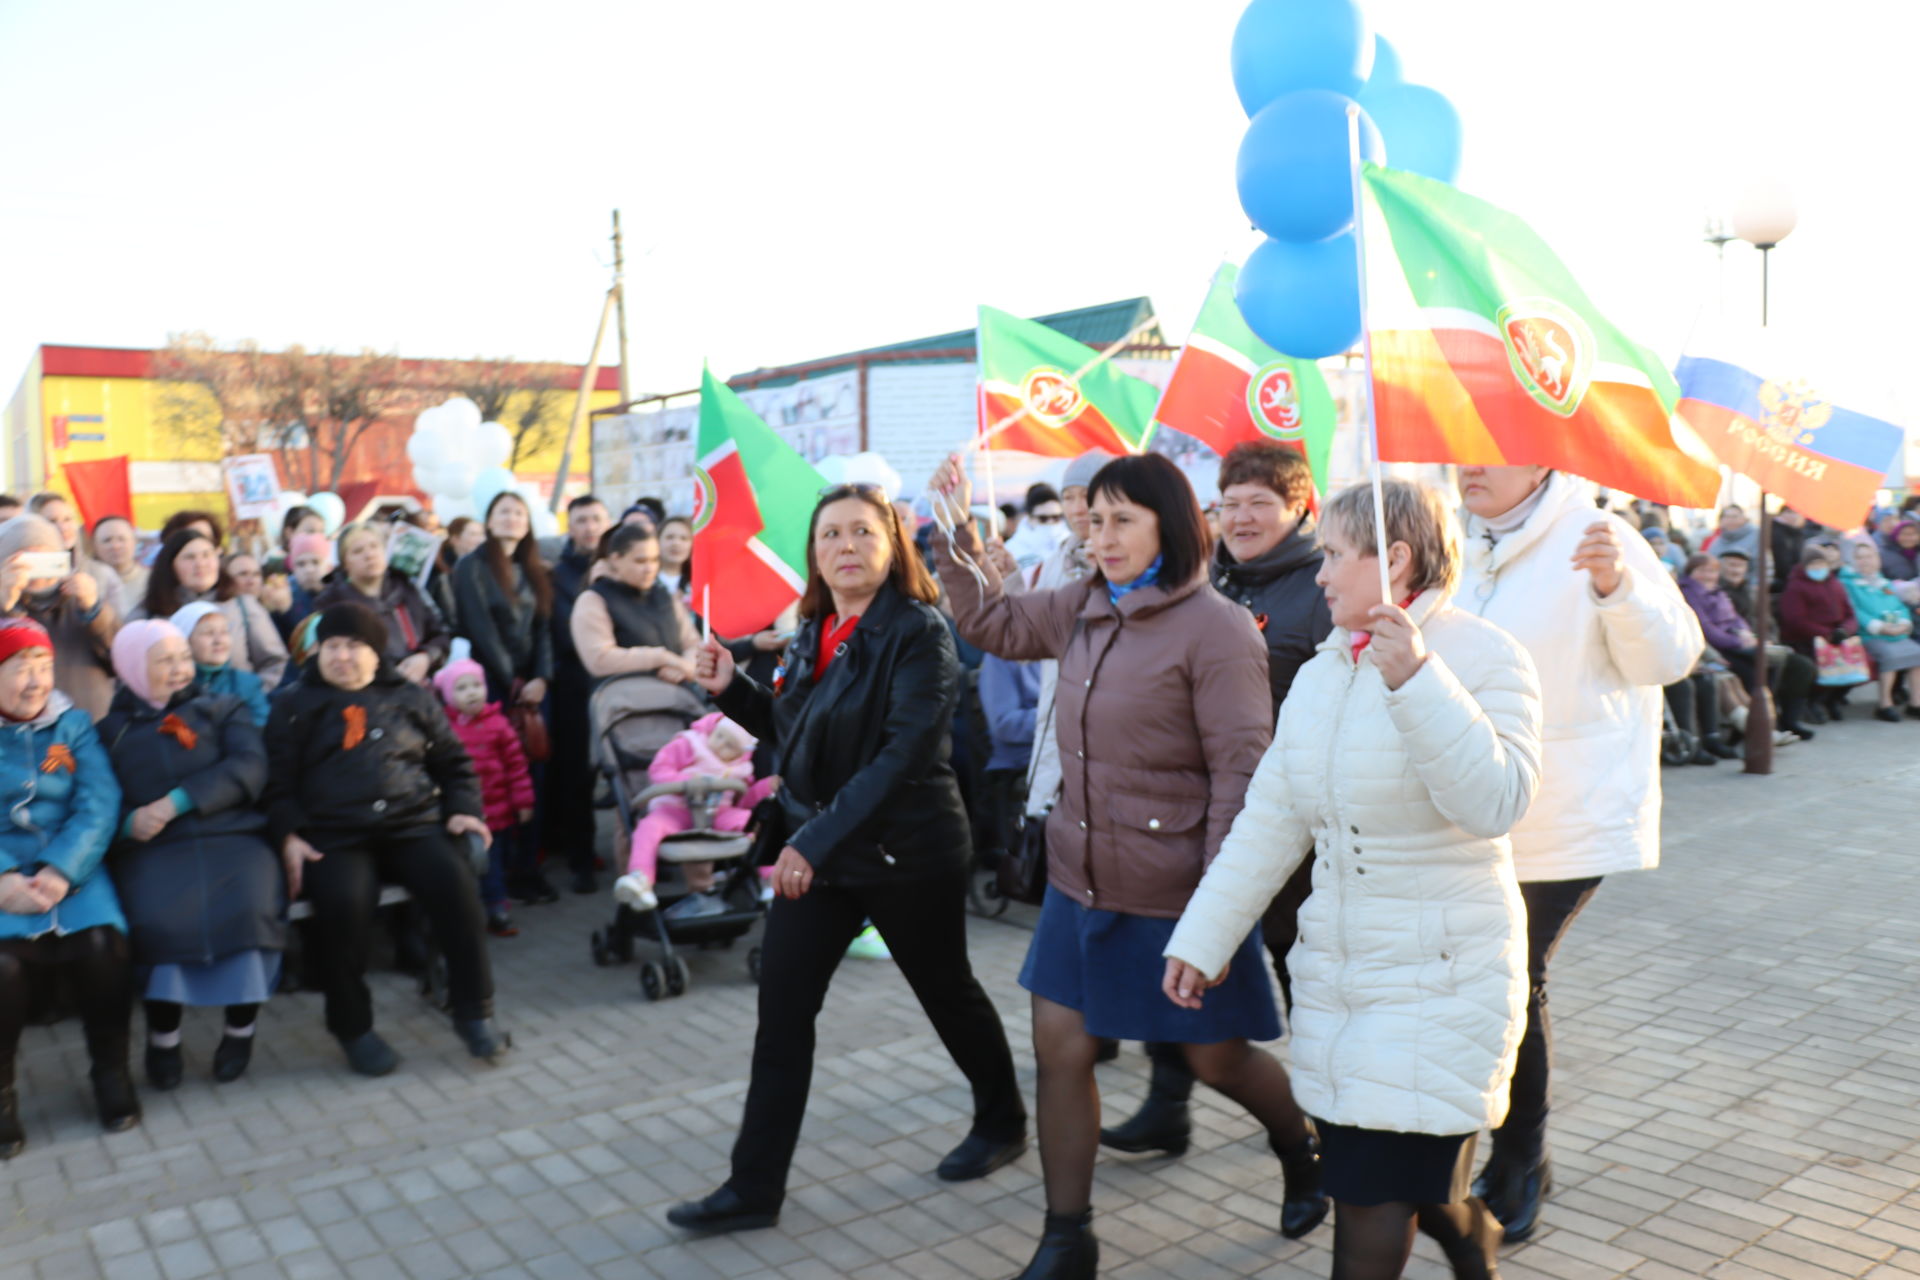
top-left (613, 712), bottom-right (776, 913)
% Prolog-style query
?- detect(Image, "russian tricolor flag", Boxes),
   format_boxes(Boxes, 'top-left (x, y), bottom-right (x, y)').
top-left (1675, 333), bottom-right (1906, 529)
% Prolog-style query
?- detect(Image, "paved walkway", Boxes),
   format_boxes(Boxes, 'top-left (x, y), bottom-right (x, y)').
top-left (4, 716), bottom-right (1919, 1279)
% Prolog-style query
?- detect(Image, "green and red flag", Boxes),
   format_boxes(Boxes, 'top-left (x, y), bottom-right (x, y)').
top-left (1156, 264), bottom-right (1337, 495)
top-left (976, 305), bottom-right (1159, 457)
top-left (1360, 163), bottom-right (1721, 508)
top-left (690, 366), bottom-right (825, 638)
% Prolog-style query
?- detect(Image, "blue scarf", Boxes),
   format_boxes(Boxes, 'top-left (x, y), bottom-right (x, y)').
top-left (1107, 554), bottom-right (1164, 604)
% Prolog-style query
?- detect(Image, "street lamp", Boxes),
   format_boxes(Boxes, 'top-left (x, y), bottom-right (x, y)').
top-left (1729, 180), bottom-right (1796, 775)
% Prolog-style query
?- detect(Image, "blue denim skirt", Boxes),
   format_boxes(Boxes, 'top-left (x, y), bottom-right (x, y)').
top-left (1019, 885), bottom-right (1281, 1044)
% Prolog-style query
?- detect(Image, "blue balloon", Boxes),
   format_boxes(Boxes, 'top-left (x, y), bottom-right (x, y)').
top-left (1237, 89), bottom-right (1384, 243)
top-left (1368, 35), bottom-right (1403, 86)
top-left (1355, 81), bottom-right (1462, 183)
top-left (1235, 234), bottom-right (1360, 359)
top-left (1231, 0), bottom-right (1374, 115)
top-left (471, 465), bottom-right (516, 513)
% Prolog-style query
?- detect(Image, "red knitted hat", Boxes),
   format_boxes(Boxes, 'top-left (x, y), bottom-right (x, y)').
top-left (0, 619), bottom-right (53, 666)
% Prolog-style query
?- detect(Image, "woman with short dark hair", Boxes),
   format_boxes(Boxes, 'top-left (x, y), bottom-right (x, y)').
top-left (667, 483), bottom-right (1026, 1237)
top-left (927, 451), bottom-right (1326, 1277)
top-left (136, 531), bottom-right (287, 688)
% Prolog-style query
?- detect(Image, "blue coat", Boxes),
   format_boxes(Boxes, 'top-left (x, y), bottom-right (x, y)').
top-left (0, 693), bottom-right (125, 940)
top-left (197, 663), bottom-right (271, 727)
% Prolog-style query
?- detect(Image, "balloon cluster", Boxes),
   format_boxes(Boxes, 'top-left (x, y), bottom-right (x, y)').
top-left (1229, 0), bottom-right (1463, 358)
top-left (407, 397), bottom-right (557, 536)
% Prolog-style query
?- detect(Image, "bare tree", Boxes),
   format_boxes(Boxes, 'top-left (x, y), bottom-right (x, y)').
top-left (153, 336), bottom-right (421, 491)
top-left (431, 358), bottom-right (575, 466)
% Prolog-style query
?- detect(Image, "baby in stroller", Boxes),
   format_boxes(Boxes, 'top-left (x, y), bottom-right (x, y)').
top-left (612, 711), bottom-right (775, 917)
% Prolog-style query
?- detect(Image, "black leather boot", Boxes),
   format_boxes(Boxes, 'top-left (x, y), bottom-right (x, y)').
top-left (1273, 1132), bottom-right (1330, 1239)
top-left (1479, 1154), bottom-right (1551, 1243)
top-left (1011, 1208), bottom-right (1097, 1280)
top-left (1099, 1046), bottom-right (1193, 1156)
top-left (85, 1019), bottom-right (140, 1133)
top-left (666, 1186), bottom-right (780, 1234)
top-left (0, 1050), bottom-right (21, 1159)
top-left (144, 1042), bottom-right (184, 1091)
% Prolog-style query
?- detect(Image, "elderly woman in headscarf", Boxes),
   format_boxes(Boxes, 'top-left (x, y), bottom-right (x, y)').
top-left (100, 621), bottom-right (286, 1089)
top-left (0, 617), bottom-right (131, 1157)
top-left (0, 514), bottom-right (121, 719)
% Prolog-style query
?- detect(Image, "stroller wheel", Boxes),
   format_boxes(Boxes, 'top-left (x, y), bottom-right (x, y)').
top-left (590, 930), bottom-right (613, 968)
top-left (747, 946), bottom-right (763, 985)
top-left (666, 956), bottom-right (689, 997)
top-left (640, 961), bottom-right (666, 1002)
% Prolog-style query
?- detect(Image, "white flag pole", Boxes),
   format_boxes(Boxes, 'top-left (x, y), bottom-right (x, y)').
top-left (975, 308), bottom-right (999, 524)
top-left (1347, 105), bottom-right (1393, 609)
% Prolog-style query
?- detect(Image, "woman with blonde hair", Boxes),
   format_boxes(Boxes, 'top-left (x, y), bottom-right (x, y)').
top-left (1165, 479), bottom-right (1543, 1278)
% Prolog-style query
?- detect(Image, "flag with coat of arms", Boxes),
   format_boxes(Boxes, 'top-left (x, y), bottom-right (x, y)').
top-left (974, 306), bottom-right (1160, 458)
top-left (1360, 163), bottom-right (1722, 509)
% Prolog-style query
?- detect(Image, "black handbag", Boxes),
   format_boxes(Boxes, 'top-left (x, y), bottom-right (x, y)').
top-left (746, 793), bottom-right (788, 868)
top-left (999, 810), bottom-right (1048, 906)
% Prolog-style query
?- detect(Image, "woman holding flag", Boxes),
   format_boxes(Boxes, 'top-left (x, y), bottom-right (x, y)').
top-left (930, 451), bottom-right (1327, 1279)
top-left (667, 482), bottom-right (1026, 1237)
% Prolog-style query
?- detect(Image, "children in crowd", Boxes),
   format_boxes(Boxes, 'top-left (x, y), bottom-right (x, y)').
top-left (434, 659), bottom-right (534, 936)
top-left (612, 711), bottom-right (774, 916)
top-left (170, 602), bottom-right (271, 727)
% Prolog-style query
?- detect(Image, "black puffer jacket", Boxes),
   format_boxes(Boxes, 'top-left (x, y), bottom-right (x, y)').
top-left (718, 582), bottom-right (969, 885)
top-left (313, 571), bottom-right (452, 671)
top-left (1211, 520), bottom-right (1334, 714)
top-left (262, 664), bottom-right (483, 845)
top-left (98, 687), bottom-right (286, 967)
top-left (451, 551), bottom-right (552, 695)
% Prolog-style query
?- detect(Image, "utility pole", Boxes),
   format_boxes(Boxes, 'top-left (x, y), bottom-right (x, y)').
top-left (612, 210), bottom-right (633, 405)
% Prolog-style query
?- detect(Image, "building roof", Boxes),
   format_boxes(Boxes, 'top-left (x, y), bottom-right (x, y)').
top-left (731, 297), bottom-right (1162, 390)
top-left (31, 345), bottom-right (623, 392)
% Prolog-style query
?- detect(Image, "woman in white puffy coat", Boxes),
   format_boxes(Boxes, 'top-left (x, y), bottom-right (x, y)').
top-left (1165, 480), bottom-right (1543, 1279)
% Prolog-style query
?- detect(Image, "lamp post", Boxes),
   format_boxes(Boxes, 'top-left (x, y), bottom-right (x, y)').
top-left (1729, 180), bottom-right (1797, 775)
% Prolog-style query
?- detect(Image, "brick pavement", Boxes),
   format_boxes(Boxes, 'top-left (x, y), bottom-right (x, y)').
top-left (3, 716), bottom-right (1918, 1278)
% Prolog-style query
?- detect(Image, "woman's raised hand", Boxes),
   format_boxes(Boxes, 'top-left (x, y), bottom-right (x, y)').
top-left (928, 454), bottom-right (973, 517)
top-left (1367, 603), bottom-right (1428, 691)
top-left (1162, 956), bottom-right (1226, 1010)
top-left (693, 637), bottom-right (735, 696)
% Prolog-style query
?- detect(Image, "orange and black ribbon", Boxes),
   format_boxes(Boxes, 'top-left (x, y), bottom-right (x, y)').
top-left (159, 714), bottom-right (198, 752)
top-left (342, 705), bottom-right (367, 750)
top-left (39, 743), bottom-right (75, 774)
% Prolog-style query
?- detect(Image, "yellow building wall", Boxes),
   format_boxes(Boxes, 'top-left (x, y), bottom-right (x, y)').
top-left (25, 370), bottom-right (608, 531)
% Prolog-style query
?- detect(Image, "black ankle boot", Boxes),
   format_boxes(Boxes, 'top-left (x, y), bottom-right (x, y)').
top-left (0, 1086), bottom-right (20, 1159)
top-left (1479, 1153), bottom-right (1551, 1243)
top-left (1012, 1209), bottom-right (1097, 1280)
top-left (1099, 1050), bottom-right (1193, 1156)
top-left (85, 1021), bottom-right (140, 1133)
top-left (211, 1034), bottom-right (253, 1083)
top-left (1450, 1196), bottom-right (1505, 1279)
top-left (145, 1042), bottom-right (183, 1091)
top-left (1272, 1132), bottom-right (1330, 1239)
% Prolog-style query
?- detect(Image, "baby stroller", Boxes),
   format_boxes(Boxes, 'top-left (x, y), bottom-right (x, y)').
top-left (585, 673), bottom-right (767, 999)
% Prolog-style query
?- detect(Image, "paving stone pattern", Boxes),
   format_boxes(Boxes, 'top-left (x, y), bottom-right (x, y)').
top-left (3, 718), bottom-right (1918, 1278)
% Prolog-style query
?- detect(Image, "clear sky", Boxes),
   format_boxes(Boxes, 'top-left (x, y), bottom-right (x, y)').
top-left (3, 0), bottom-right (1913, 424)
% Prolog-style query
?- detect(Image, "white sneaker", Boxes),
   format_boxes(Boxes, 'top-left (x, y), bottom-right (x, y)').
top-left (613, 875), bottom-right (658, 911)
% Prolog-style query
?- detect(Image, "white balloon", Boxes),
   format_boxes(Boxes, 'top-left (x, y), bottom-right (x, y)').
top-left (440, 396), bottom-right (482, 434)
top-left (433, 495), bottom-right (477, 524)
top-left (406, 429), bottom-right (442, 466)
top-left (474, 422), bottom-right (514, 470)
top-left (308, 492), bottom-right (347, 533)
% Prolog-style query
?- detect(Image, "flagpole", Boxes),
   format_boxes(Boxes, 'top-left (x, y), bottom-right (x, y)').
top-left (1347, 105), bottom-right (1393, 607)
top-left (974, 308), bottom-right (998, 524)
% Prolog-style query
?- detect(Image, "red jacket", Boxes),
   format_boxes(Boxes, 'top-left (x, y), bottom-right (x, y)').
top-left (446, 703), bottom-right (536, 830)
top-left (1778, 565), bottom-right (1858, 651)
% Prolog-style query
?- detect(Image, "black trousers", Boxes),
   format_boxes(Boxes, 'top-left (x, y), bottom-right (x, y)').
top-left (1665, 673), bottom-right (1721, 743)
top-left (725, 868), bottom-right (1027, 1208)
top-left (1489, 876), bottom-right (1602, 1165)
top-left (543, 664), bottom-right (599, 875)
top-left (302, 828), bottom-right (494, 1039)
top-left (0, 926), bottom-right (132, 1080)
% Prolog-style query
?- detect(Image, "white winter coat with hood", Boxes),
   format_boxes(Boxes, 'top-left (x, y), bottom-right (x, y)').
top-left (1458, 472), bottom-right (1703, 883)
top-left (1166, 591), bottom-right (1543, 1136)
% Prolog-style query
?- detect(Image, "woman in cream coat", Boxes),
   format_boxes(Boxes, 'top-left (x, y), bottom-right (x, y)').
top-left (1165, 480), bottom-right (1543, 1279)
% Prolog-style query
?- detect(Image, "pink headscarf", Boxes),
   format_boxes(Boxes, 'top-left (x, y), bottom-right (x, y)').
top-left (112, 620), bottom-right (187, 710)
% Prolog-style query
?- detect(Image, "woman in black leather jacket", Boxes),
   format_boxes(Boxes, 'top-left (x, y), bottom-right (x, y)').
top-left (451, 492), bottom-right (552, 707)
top-left (666, 485), bottom-right (1026, 1236)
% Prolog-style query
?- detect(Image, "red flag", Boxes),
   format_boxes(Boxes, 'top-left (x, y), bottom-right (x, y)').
top-left (62, 457), bottom-right (133, 526)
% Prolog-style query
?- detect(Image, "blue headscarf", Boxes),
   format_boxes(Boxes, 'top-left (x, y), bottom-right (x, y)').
top-left (1107, 554), bottom-right (1164, 604)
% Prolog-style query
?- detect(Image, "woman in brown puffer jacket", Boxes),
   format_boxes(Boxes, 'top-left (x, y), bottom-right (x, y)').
top-left (929, 452), bottom-right (1326, 1280)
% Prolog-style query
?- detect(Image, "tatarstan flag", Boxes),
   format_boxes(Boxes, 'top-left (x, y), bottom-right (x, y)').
top-left (1361, 163), bottom-right (1721, 508)
top-left (976, 305), bottom-right (1159, 457)
top-left (690, 366), bottom-right (825, 638)
top-left (1156, 264), bottom-right (1337, 495)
